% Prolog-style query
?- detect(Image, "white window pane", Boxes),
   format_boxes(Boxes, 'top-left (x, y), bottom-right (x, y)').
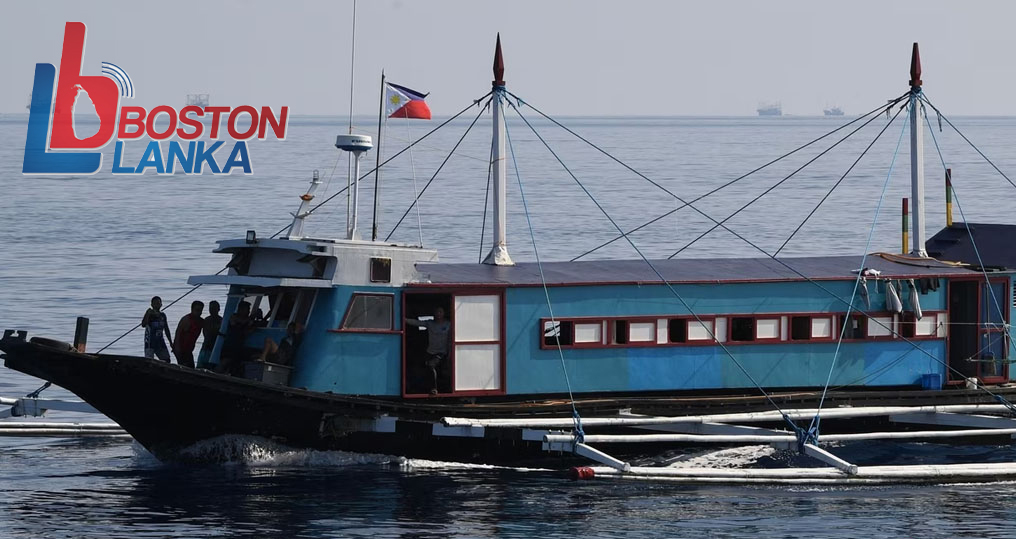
top-left (454, 295), bottom-right (499, 342)
top-left (657, 319), bottom-right (668, 344)
top-left (629, 322), bottom-right (655, 342)
top-left (868, 316), bottom-right (893, 337)
top-left (688, 320), bottom-right (714, 341)
top-left (812, 317), bottom-right (832, 338)
top-left (574, 323), bottom-right (602, 343)
top-left (916, 317), bottom-right (936, 336)
top-left (937, 313), bottom-right (949, 337)
top-left (454, 344), bottom-right (500, 391)
top-left (757, 319), bottom-right (780, 339)
top-left (714, 318), bottom-right (726, 342)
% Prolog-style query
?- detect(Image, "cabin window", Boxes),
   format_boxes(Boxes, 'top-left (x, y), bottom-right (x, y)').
top-left (629, 322), bottom-right (656, 343)
top-left (544, 320), bottom-right (574, 347)
top-left (574, 322), bottom-right (604, 344)
top-left (668, 319), bottom-right (688, 343)
top-left (688, 319), bottom-right (715, 341)
top-left (370, 257), bottom-right (392, 283)
top-left (790, 316), bottom-right (811, 340)
top-left (839, 314), bottom-right (865, 339)
top-left (868, 316), bottom-right (894, 338)
top-left (730, 317), bottom-right (755, 342)
top-left (812, 317), bottom-right (833, 339)
top-left (612, 320), bottom-right (629, 344)
top-left (756, 318), bottom-right (780, 340)
top-left (341, 294), bottom-right (393, 330)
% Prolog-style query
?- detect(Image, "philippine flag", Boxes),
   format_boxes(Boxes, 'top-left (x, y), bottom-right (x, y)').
top-left (386, 82), bottom-right (431, 120)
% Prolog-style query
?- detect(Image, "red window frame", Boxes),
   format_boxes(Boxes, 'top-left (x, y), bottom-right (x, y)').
top-left (332, 292), bottom-right (398, 334)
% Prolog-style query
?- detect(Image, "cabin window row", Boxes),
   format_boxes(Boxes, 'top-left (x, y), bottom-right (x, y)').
top-left (540, 312), bottom-right (947, 349)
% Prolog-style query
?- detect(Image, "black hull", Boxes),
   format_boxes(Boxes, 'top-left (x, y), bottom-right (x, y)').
top-left (4, 334), bottom-right (1014, 465)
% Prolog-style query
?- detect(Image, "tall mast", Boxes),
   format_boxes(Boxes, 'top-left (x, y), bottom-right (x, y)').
top-left (372, 70), bottom-right (386, 241)
top-left (909, 43), bottom-right (927, 257)
top-left (483, 34), bottom-right (514, 266)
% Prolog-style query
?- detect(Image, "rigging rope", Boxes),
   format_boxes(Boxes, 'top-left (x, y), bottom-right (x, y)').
top-left (269, 92), bottom-right (492, 239)
top-left (808, 100), bottom-right (910, 438)
top-left (385, 96), bottom-right (492, 241)
top-left (504, 106), bottom-right (585, 443)
top-left (920, 94), bottom-right (1016, 193)
top-left (667, 98), bottom-right (906, 259)
top-left (98, 94), bottom-right (492, 355)
top-left (478, 141), bottom-right (494, 263)
top-left (506, 89), bottom-right (1016, 427)
top-left (776, 104), bottom-right (908, 255)
top-left (403, 117), bottom-right (425, 246)
top-left (529, 92), bottom-right (909, 261)
top-left (506, 100), bottom-right (805, 440)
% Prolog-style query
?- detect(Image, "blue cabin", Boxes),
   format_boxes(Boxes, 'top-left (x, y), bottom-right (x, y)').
top-left (189, 234), bottom-right (1015, 399)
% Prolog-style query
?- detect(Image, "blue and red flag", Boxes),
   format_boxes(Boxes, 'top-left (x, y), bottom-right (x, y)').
top-left (385, 82), bottom-right (431, 120)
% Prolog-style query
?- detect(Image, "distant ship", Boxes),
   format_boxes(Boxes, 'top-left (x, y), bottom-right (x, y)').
top-left (186, 93), bottom-right (210, 107)
top-left (824, 106), bottom-right (844, 116)
top-left (757, 102), bottom-right (782, 116)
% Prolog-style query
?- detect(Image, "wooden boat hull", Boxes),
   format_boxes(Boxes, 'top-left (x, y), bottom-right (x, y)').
top-left (3, 333), bottom-right (1013, 465)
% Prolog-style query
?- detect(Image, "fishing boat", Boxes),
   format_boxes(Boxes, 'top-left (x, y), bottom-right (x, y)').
top-left (6, 39), bottom-right (1016, 481)
top-left (824, 105), bottom-right (844, 116)
top-left (757, 102), bottom-right (782, 116)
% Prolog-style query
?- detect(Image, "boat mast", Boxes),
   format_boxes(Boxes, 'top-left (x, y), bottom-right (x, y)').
top-left (909, 43), bottom-right (927, 257)
top-left (483, 34), bottom-right (514, 266)
top-left (371, 70), bottom-right (386, 242)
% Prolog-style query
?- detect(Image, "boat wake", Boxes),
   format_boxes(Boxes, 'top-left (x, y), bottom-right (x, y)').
top-left (138, 435), bottom-right (549, 472)
top-left (173, 435), bottom-right (401, 467)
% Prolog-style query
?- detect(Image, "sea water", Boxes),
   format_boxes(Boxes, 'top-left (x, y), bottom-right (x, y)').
top-left (2, 112), bottom-right (1016, 537)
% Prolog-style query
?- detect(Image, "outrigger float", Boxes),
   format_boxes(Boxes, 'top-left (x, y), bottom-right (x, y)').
top-left (7, 39), bottom-right (1016, 484)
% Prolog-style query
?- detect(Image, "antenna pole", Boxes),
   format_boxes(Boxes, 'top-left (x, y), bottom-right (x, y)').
top-left (909, 42), bottom-right (927, 257)
top-left (483, 34), bottom-right (514, 266)
top-left (372, 70), bottom-right (386, 241)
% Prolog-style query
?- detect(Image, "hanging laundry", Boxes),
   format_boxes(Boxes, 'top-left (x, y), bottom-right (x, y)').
top-left (859, 277), bottom-right (871, 310)
top-left (907, 279), bottom-right (923, 320)
top-left (886, 281), bottom-right (904, 314)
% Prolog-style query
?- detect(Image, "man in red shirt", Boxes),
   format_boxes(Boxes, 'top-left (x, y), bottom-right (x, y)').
top-left (173, 301), bottom-right (204, 368)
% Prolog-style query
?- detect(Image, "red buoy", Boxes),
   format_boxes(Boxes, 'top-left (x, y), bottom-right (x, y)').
top-left (569, 466), bottom-right (596, 480)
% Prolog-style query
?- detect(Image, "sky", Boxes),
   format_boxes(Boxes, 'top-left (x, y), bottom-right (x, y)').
top-left (2, 1), bottom-right (1016, 116)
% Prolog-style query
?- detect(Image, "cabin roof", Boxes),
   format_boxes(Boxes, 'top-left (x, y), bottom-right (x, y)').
top-left (413, 254), bottom-right (976, 287)
top-left (926, 223), bottom-right (1016, 270)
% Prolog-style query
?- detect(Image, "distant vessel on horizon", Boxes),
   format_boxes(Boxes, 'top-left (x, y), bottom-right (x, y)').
top-left (757, 102), bottom-right (782, 116)
top-left (186, 93), bottom-right (210, 107)
top-left (824, 106), bottom-right (844, 116)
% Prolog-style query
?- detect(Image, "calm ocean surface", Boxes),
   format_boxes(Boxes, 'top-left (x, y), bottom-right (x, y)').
top-left (3, 110), bottom-right (1016, 537)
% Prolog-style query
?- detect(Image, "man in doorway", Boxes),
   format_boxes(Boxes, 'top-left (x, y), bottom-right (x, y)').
top-left (405, 306), bottom-right (451, 394)
top-left (197, 301), bottom-right (222, 369)
top-left (173, 300), bottom-right (204, 368)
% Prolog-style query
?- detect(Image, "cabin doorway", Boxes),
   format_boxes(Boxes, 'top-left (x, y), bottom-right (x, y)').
top-left (403, 290), bottom-right (505, 397)
top-left (948, 279), bottom-right (1009, 383)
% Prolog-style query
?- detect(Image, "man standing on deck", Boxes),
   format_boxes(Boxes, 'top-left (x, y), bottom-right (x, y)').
top-left (405, 306), bottom-right (451, 394)
top-left (142, 296), bottom-right (173, 362)
top-left (196, 301), bottom-right (222, 369)
top-left (173, 300), bottom-right (204, 368)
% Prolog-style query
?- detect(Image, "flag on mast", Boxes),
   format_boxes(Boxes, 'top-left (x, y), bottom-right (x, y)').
top-left (385, 82), bottom-right (431, 119)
